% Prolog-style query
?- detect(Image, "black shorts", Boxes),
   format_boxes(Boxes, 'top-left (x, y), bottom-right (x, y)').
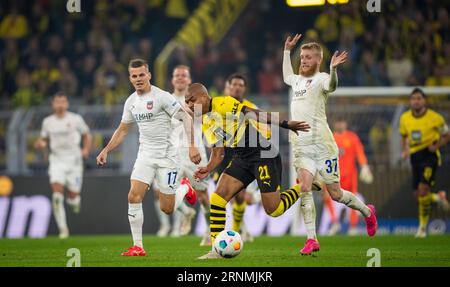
top-left (223, 149), bottom-right (282, 193)
top-left (410, 148), bottom-right (439, 189)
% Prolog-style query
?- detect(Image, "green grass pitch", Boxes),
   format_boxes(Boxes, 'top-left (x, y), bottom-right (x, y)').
top-left (1, 235), bottom-right (450, 267)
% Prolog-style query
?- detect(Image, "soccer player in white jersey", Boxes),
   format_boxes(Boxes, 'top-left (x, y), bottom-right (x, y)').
top-left (34, 92), bottom-right (92, 239)
top-left (283, 34), bottom-right (378, 255)
top-left (96, 59), bottom-right (201, 256)
top-left (153, 65), bottom-right (212, 245)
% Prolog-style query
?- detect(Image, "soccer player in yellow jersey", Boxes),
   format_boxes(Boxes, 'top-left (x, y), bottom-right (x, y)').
top-left (186, 83), bottom-right (310, 259)
top-left (399, 88), bottom-right (450, 238)
top-left (221, 74), bottom-right (261, 242)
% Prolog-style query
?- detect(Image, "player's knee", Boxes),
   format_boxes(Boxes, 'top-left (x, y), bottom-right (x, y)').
top-left (300, 182), bottom-right (312, 193)
top-left (128, 192), bottom-right (143, 204)
top-left (161, 205), bottom-right (174, 215)
top-left (263, 203), bottom-right (278, 216)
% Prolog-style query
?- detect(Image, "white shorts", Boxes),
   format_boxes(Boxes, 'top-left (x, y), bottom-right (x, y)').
top-left (49, 161), bottom-right (83, 193)
top-left (153, 150), bottom-right (209, 192)
top-left (292, 141), bottom-right (340, 184)
top-left (131, 157), bottom-right (179, 195)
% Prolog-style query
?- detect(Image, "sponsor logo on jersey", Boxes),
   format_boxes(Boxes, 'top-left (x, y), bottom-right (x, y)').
top-left (146, 101), bottom-right (153, 110)
top-left (411, 130), bottom-right (422, 142)
top-left (295, 89), bottom-right (307, 98)
top-left (305, 79), bottom-right (312, 88)
top-left (134, 113), bottom-right (154, 122)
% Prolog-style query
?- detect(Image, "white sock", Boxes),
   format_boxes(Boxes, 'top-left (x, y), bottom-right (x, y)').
top-left (177, 201), bottom-right (191, 215)
top-left (201, 204), bottom-right (210, 228)
top-left (338, 189), bottom-right (371, 217)
top-left (300, 192), bottom-right (317, 240)
top-left (66, 195), bottom-right (80, 208)
top-left (154, 200), bottom-right (170, 228)
top-left (128, 203), bottom-right (144, 248)
top-left (52, 192), bottom-right (68, 233)
top-left (172, 210), bottom-right (182, 235)
top-left (174, 184), bottom-right (189, 210)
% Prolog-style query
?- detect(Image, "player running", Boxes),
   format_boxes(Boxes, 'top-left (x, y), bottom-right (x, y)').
top-left (326, 118), bottom-right (374, 236)
top-left (186, 83), bottom-right (311, 259)
top-left (399, 88), bottom-right (450, 238)
top-left (220, 74), bottom-right (262, 242)
top-left (152, 65), bottom-right (203, 241)
top-left (154, 65), bottom-right (211, 244)
top-left (96, 59), bottom-right (200, 256)
top-left (283, 34), bottom-right (378, 255)
top-left (34, 92), bottom-right (92, 239)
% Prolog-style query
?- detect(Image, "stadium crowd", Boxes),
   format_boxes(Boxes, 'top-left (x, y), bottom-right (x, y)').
top-left (0, 0), bottom-right (448, 109)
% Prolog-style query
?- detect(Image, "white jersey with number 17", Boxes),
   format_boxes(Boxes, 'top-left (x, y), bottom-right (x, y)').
top-left (121, 85), bottom-right (181, 160)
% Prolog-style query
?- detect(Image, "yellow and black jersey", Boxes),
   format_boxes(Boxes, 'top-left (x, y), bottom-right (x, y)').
top-left (202, 96), bottom-right (271, 152)
top-left (399, 108), bottom-right (449, 154)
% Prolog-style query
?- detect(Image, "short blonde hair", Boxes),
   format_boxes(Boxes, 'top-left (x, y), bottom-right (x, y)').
top-left (301, 42), bottom-right (323, 58)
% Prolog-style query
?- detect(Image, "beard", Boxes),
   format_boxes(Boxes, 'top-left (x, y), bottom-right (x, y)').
top-left (300, 63), bottom-right (319, 77)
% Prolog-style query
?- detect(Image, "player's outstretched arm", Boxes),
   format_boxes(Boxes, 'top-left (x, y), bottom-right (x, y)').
top-left (283, 34), bottom-right (301, 85)
top-left (243, 106), bottom-right (310, 135)
top-left (324, 51), bottom-right (348, 93)
top-left (194, 146), bottom-right (224, 180)
top-left (173, 108), bottom-right (201, 165)
top-left (96, 122), bottom-right (132, 166)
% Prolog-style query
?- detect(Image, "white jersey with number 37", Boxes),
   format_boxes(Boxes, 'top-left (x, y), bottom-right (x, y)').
top-left (285, 72), bottom-right (335, 146)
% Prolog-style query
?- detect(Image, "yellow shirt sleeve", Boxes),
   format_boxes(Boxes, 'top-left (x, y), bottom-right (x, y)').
top-left (436, 114), bottom-right (449, 134)
top-left (216, 96), bottom-right (245, 117)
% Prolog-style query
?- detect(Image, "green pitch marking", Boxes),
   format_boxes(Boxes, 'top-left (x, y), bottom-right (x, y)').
top-left (0, 235), bottom-right (449, 267)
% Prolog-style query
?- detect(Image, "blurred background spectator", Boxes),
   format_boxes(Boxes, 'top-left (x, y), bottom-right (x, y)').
top-left (0, 0), bottom-right (449, 109)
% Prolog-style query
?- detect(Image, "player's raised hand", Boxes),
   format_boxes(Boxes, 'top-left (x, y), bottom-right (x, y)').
top-left (284, 33), bottom-right (302, 51)
top-left (288, 120), bottom-right (310, 135)
top-left (330, 51), bottom-right (348, 68)
top-left (189, 146), bottom-right (201, 165)
top-left (96, 149), bottom-right (108, 166)
top-left (194, 167), bottom-right (210, 180)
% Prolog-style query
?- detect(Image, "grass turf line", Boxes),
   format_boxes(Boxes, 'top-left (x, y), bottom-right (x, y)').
top-left (0, 235), bottom-right (449, 267)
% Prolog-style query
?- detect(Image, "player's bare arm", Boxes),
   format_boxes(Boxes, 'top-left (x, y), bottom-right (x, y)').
top-left (282, 34), bottom-right (301, 83)
top-left (81, 132), bottom-right (92, 159)
top-left (325, 50), bottom-right (348, 93)
top-left (401, 135), bottom-right (410, 159)
top-left (173, 108), bottom-right (201, 164)
top-left (194, 146), bottom-right (224, 180)
top-left (243, 106), bottom-right (310, 135)
top-left (96, 122), bottom-right (132, 166)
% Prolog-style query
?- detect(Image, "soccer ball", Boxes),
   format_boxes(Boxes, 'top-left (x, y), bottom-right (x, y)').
top-left (213, 230), bottom-right (243, 258)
